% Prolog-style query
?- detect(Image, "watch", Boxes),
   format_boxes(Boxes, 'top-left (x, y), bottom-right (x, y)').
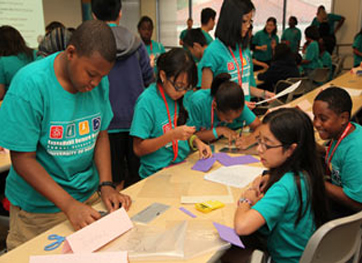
top-left (98, 181), bottom-right (116, 194)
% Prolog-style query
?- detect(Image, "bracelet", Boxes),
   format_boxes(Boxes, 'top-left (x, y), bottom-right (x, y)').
top-left (212, 127), bottom-right (218, 139)
top-left (98, 181), bottom-right (116, 195)
top-left (238, 197), bottom-right (253, 207)
top-left (189, 134), bottom-right (198, 151)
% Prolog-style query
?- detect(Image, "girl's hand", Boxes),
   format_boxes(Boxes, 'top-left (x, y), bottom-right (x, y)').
top-left (235, 135), bottom-right (255, 150)
top-left (194, 138), bottom-right (212, 159)
top-left (172, 126), bottom-right (196, 141)
top-left (246, 101), bottom-right (256, 110)
top-left (243, 187), bottom-right (264, 205)
top-left (252, 174), bottom-right (270, 195)
top-left (100, 186), bottom-right (132, 212)
top-left (259, 45), bottom-right (268, 51)
top-left (218, 127), bottom-right (238, 145)
top-left (264, 91), bottom-right (275, 100)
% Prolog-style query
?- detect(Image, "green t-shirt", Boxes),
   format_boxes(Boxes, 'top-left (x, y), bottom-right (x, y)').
top-left (327, 123), bottom-right (362, 203)
top-left (199, 38), bottom-right (256, 101)
top-left (252, 30), bottom-right (279, 62)
top-left (352, 34), bottom-right (362, 67)
top-left (179, 29), bottom-right (188, 41)
top-left (186, 89), bottom-right (256, 131)
top-left (311, 13), bottom-right (343, 35)
top-left (0, 50), bottom-right (37, 90)
top-left (130, 83), bottom-right (190, 178)
top-left (202, 29), bottom-right (214, 45)
top-left (281, 27), bottom-right (302, 53)
top-left (302, 41), bottom-right (322, 70)
top-left (0, 53), bottom-right (113, 213)
top-left (320, 51), bottom-right (333, 80)
top-left (253, 172), bottom-right (315, 263)
top-left (145, 40), bottom-right (166, 58)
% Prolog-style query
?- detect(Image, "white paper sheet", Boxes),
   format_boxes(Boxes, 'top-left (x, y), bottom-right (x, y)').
top-left (255, 80), bottom-right (302, 105)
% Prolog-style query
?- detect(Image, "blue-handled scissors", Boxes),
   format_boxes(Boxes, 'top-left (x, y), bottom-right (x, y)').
top-left (44, 234), bottom-right (65, 251)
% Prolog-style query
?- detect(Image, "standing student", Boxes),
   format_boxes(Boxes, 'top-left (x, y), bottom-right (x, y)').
top-left (313, 87), bottom-right (362, 219)
top-left (187, 73), bottom-right (261, 148)
top-left (311, 5), bottom-right (345, 37)
top-left (253, 17), bottom-right (279, 69)
top-left (130, 48), bottom-right (212, 179)
top-left (0, 26), bottom-right (37, 100)
top-left (200, 7), bottom-right (217, 45)
top-left (137, 16), bottom-right (165, 70)
top-left (225, 108), bottom-right (328, 263)
top-left (0, 20), bottom-right (131, 250)
top-left (92, 0), bottom-right (154, 189)
top-left (281, 16), bottom-right (302, 54)
top-left (300, 26), bottom-right (322, 76)
top-left (179, 18), bottom-right (193, 46)
top-left (199, 0), bottom-right (274, 105)
top-left (352, 28), bottom-right (362, 67)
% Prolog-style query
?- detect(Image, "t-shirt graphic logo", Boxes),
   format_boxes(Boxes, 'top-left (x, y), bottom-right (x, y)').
top-left (79, 121), bottom-right (90, 136)
top-left (65, 124), bottom-right (76, 138)
top-left (227, 62), bottom-right (235, 71)
top-left (243, 57), bottom-right (248, 66)
top-left (162, 123), bottom-right (172, 134)
top-left (50, 125), bottom-right (64, 139)
top-left (92, 117), bottom-right (101, 131)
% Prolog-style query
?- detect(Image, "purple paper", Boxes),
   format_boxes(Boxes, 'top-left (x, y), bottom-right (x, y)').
top-left (214, 153), bottom-right (259, 167)
top-left (179, 207), bottom-right (197, 218)
top-left (192, 157), bottom-right (217, 172)
top-left (232, 155), bottom-right (259, 165)
top-left (213, 222), bottom-right (245, 248)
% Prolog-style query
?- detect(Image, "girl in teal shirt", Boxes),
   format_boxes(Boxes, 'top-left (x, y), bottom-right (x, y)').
top-left (199, 0), bottom-right (274, 108)
top-left (187, 73), bottom-right (261, 148)
top-left (130, 48), bottom-right (212, 178)
top-left (301, 26), bottom-right (323, 76)
top-left (0, 25), bottom-right (37, 100)
top-left (231, 108), bottom-right (328, 263)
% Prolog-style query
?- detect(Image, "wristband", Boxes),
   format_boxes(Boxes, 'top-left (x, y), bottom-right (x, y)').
top-left (212, 127), bottom-right (218, 139)
top-left (98, 181), bottom-right (116, 195)
top-left (238, 197), bottom-right (253, 207)
top-left (189, 134), bottom-right (198, 151)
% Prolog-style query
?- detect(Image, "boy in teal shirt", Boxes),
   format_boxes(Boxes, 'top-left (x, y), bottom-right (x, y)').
top-left (281, 16), bottom-right (301, 54)
top-left (0, 20), bottom-right (131, 250)
top-left (352, 28), bottom-right (362, 67)
top-left (311, 5), bottom-right (345, 36)
top-left (179, 18), bottom-right (193, 46)
top-left (200, 7), bottom-right (216, 45)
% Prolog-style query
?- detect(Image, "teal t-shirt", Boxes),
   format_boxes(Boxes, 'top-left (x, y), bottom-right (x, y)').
top-left (327, 123), bottom-right (362, 203)
top-left (352, 34), bottom-right (362, 67)
top-left (130, 83), bottom-right (190, 178)
top-left (0, 50), bottom-right (37, 90)
top-left (179, 29), bottom-right (188, 41)
top-left (253, 172), bottom-right (315, 263)
top-left (320, 51), bottom-right (333, 80)
top-left (145, 40), bottom-right (166, 58)
top-left (202, 29), bottom-right (214, 45)
top-left (281, 27), bottom-right (302, 53)
top-left (311, 13), bottom-right (343, 35)
top-left (0, 53), bottom-right (114, 213)
top-left (186, 89), bottom-right (256, 131)
top-left (199, 38), bottom-right (255, 101)
top-left (302, 41), bottom-right (322, 70)
top-left (252, 30), bottom-right (279, 62)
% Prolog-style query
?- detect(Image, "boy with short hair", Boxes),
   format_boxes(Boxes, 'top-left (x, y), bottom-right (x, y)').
top-left (0, 20), bottom-right (131, 250)
top-left (313, 87), bottom-right (362, 219)
top-left (200, 7), bottom-right (216, 45)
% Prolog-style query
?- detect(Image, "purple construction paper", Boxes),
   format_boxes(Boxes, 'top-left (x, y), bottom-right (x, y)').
top-left (232, 155), bottom-right (259, 165)
top-left (179, 207), bottom-right (197, 218)
top-left (214, 153), bottom-right (238, 167)
top-left (213, 222), bottom-right (245, 248)
top-left (192, 157), bottom-right (217, 172)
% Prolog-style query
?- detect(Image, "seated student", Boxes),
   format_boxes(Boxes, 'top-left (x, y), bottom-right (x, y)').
top-left (0, 26), bottom-right (37, 100)
top-left (187, 73), bottom-right (261, 148)
top-left (253, 17), bottom-right (279, 70)
top-left (300, 26), bottom-right (323, 76)
top-left (45, 21), bottom-right (65, 35)
top-left (352, 28), bottom-right (362, 67)
top-left (225, 108), bottom-right (328, 263)
top-left (313, 87), bottom-right (362, 219)
top-left (257, 43), bottom-right (299, 92)
top-left (130, 48), bottom-right (212, 179)
top-left (318, 38), bottom-right (333, 81)
top-left (281, 16), bottom-right (302, 54)
top-left (137, 16), bottom-right (165, 70)
top-left (0, 20), bottom-right (131, 250)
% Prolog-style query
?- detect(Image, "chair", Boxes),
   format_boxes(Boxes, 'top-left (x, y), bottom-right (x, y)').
top-left (283, 77), bottom-right (314, 103)
top-left (332, 55), bottom-right (346, 78)
top-left (300, 210), bottom-right (362, 263)
top-left (308, 68), bottom-right (331, 84)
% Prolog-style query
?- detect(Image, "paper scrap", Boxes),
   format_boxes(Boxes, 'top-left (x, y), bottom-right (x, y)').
top-left (62, 207), bottom-right (133, 254)
top-left (192, 157), bottom-right (217, 172)
top-left (213, 222), bottom-right (244, 248)
top-left (255, 80), bottom-right (302, 105)
top-left (179, 207), bottom-right (197, 218)
top-left (30, 252), bottom-right (128, 263)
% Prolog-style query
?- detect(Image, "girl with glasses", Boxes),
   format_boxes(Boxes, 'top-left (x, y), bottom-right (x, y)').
top-left (130, 48), bottom-right (212, 178)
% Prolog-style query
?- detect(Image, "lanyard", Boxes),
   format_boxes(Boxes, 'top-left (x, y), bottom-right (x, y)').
top-left (325, 122), bottom-right (352, 175)
top-left (228, 45), bottom-right (244, 88)
top-left (211, 99), bottom-right (215, 129)
top-left (157, 83), bottom-right (178, 162)
top-left (150, 41), bottom-right (153, 54)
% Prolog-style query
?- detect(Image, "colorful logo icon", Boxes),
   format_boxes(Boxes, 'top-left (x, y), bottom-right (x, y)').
top-left (50, 126), bottom-right (64, 139)
top-left (227, 62), bottom-right (235, 71)
top-left (92, 117), bottom-right (101, 131)
top-left (79, 121), bottom-right (90, 136)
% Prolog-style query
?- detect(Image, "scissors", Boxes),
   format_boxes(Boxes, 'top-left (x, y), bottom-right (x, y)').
top-left (44, 234), bottom-right (65, 251)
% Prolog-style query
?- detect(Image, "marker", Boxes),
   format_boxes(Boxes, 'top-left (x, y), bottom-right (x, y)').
top-left (179, 207), bottom-right (197, 218)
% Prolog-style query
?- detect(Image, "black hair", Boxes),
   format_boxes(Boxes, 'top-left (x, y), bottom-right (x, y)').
top-left (314, 87), bottom-right (352, 119)
top-left (183, 28), bottom-right (207, 47)
top-left (0, 25), bottom-right (34, 59)
top-left (305, 25), bottom-right (320, 41)
top-left (317, 5), bottom-right (326, 13)
top-left (201, 8), bottom-right (216, 25)
top-left (210, 73), bottom-right (245, 113)
top-left (289, 16), bottom-right (298, 25)
top-left (263, 17), bottom-right (277, 35)
top-left (91, 0), bottom-right (122, 21)
top-left (156, 48), bottom-right (197, 125)
top-left (263, 108), bottom-right (328, 228)
top-left (273, 43), bottom-right (294, 62)
top-left (68, 20), bottom-right (116, 63)
top-left (137, 16), bottom-right (154, 30)
top-left (45, 21), bottom-right (65, 34)
top-left (215, 0), bottom-right (255, 49)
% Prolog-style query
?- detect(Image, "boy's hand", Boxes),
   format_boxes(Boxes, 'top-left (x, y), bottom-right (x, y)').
top-left (100, 186), bottom-right (132, 212)
top-left (64, 200), bottom-right (101, 231)
top-left (172, 126), bottom-right (196, 141)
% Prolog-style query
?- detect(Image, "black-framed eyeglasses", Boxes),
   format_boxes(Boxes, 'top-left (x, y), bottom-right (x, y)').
top-left (167, 78), bottom-right (192, 92)
top-left (256, 137), bottom-right (284, 151)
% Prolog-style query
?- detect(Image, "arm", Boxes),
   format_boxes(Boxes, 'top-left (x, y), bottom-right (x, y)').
top-left (195, 126), bottom-right (238, 145)
top-left (253, 59), bottom-right (269, 70)
top-left (353, 48), bottom-right (362, 57)
top-left (334, 16), bottom-right (345, 34)
top-left (235, 118), bottom-right (262, 149)
top-left (325, 181), bottom-right (362, 211)
top-left (94, 131), bottom-right (131, 211)
top-left (250, 86), bottom-right (275, 99)
top-left (0, 84), bottom-right (5, 100)
top-left (201, 67), bottom-right (214, 89)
